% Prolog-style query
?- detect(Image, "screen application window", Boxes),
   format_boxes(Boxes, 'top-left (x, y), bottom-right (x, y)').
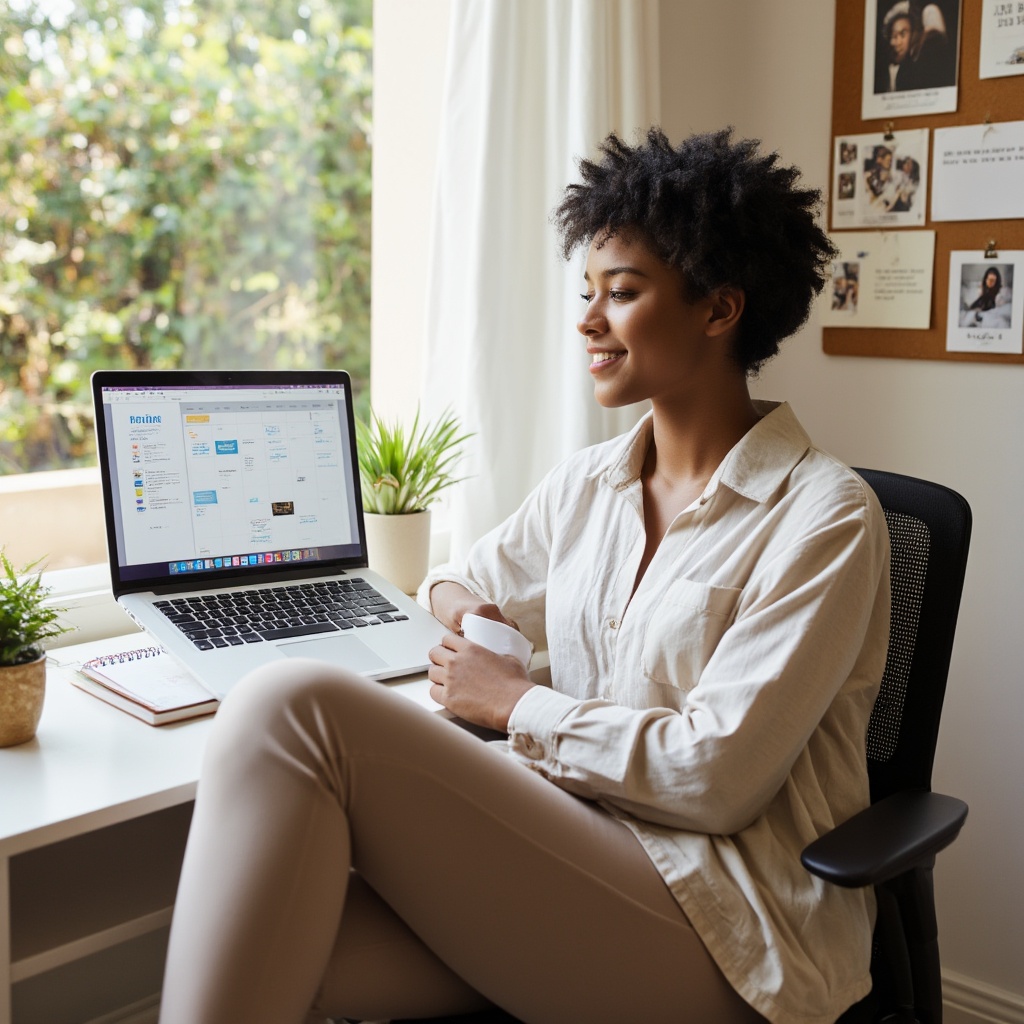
top-left (104, 387), bottom-right (358, 567)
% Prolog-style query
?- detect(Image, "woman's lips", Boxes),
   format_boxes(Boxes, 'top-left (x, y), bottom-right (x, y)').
top-left (589, 351), bottom-right (625, 373)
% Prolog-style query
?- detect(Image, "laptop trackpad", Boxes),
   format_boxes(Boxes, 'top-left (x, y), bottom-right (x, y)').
top-left (278, 636), bottom-right (389, 673)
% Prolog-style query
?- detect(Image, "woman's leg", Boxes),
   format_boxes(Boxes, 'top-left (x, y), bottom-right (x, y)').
top-left (160, 660), bottom-right (762, 1024)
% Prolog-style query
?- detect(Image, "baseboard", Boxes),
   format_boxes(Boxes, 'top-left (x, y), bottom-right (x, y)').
top-left (944, 969), bottom-right (1024, 1024)
top-left (82, 974), bottom-right (1024, 1024)
top-left (87, 993), bottom-right (160, 1024)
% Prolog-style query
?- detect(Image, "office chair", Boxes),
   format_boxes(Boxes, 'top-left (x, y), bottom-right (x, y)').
top-left (390, 469), bottom-right (972, 1024)
top-left (801, 468), bottom-right (971, 1024)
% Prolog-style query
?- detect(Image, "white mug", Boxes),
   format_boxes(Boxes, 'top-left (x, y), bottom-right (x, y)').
top-left (461, 613), bottom-right (532, 668)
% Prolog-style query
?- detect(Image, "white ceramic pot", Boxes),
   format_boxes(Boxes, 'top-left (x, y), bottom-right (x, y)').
top-left (0, 653), bottom-right (46, 747)
top-left (362, 510), bottom-right (432, 596)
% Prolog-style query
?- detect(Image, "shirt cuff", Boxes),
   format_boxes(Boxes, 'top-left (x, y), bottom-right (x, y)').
top-left (506, 684), bottom-right (580, 765)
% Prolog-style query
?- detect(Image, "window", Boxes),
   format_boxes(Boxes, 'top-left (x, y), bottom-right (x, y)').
top-left (0, 0), bottom-right (373, 481)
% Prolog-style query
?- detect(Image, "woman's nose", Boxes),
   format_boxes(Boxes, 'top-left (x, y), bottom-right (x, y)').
top-left (577, 302), bottom-right (605, 337)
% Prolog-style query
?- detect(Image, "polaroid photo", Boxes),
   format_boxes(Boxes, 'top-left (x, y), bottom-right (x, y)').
top-left (863, 0), bottom-right (961, 119)
top-left (947, 252), bottom-right (1024, 354)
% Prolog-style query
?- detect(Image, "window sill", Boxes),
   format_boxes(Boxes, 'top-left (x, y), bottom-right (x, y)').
top-left (42, 563), bottom-right (140, 649)
top-left (0, 466), bottom-right (108, 571)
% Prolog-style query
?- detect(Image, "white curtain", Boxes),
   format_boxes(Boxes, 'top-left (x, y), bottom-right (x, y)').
top-left (423, 0), bottom-right (660, 561)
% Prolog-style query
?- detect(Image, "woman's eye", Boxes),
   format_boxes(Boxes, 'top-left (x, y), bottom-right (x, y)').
top-left (580, 293), bottom-right (594, 303)
top-left (609, 290), bottom-right (634, 301)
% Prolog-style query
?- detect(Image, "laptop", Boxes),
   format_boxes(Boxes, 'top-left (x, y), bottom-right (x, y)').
top-left (91, 369), bottom-right (447, 700)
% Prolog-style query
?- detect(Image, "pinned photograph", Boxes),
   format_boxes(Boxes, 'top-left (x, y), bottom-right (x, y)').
top-left (863, 0), bottom-right (961, 118)
top-left (830, 262), bottom-right (860, 314)
top-left (947, 251), bottom-right (1024, 354)
top-left (832, 129), bottom-right (929, 229)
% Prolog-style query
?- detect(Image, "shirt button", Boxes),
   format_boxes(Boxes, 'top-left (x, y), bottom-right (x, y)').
top-left (609, 619), bottom-right (619, 630)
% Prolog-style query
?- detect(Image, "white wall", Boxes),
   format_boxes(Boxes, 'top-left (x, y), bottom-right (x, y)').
top-left (373, 0), bottom-right (1024, 1007)
top-left (658, 0), bottom-right (1024, 1002)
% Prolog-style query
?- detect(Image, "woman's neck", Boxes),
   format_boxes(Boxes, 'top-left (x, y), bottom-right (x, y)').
top-left (645, 380), bottom-right (760, 491)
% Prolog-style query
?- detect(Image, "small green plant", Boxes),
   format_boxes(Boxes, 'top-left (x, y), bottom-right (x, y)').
top-left (356, 407), bottom-right (473, 515)
top-left (0, 552), bottom-right (71, 666)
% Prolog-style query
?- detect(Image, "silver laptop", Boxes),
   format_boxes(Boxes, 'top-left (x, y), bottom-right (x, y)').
top-left (92, 369), bottom-right (446, 700)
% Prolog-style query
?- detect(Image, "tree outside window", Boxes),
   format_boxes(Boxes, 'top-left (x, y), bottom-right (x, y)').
top-left (0, 0), bottom-right (372, 475)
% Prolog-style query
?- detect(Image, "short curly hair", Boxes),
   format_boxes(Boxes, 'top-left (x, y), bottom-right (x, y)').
top-left (553, 127), bottom-right (836, 375)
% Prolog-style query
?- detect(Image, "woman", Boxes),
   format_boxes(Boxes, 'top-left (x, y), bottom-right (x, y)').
top-left (159, 128), bottom-right (890, 1024)
top-left (968, 266), bottom-right (1003, 312)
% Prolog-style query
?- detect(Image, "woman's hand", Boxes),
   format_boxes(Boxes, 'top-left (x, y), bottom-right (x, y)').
top-left (428, 581), bottom-right (518, 635)
top-left (427, 632), bottom-right (535, 733)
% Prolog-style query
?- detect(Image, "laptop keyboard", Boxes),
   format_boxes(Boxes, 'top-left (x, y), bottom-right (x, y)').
top-left (153, 578), bottom-right (408, 651)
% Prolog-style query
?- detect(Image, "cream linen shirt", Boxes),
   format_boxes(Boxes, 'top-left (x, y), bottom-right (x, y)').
top-left (420, 401), bottom-right (891, 1024)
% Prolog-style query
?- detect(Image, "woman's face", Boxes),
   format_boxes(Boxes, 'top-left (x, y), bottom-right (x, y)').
top-left (577, 232), bottom-right (727, 410)
top-left (984, 271), bottom-right (999, 290)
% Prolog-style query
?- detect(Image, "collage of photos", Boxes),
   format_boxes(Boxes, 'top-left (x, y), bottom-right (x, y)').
top-left (833, 129), bottom-right (929, 228)
top-left (828, 1), bottom-right (1024, 357)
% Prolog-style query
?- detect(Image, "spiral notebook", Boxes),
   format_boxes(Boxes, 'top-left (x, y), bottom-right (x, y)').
top-left (74, 645), bottom-right (219, 725)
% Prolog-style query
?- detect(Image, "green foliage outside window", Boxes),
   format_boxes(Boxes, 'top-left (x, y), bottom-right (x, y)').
top-left (0, 0), bottom-right (372, 475)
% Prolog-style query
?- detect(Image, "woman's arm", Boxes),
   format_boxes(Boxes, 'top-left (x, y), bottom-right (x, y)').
top-left (427, 581), bottom-right (516, 634)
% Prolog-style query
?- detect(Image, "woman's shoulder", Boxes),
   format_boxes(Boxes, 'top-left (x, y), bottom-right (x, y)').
top-left (789, 442), bottom-right (887, 531)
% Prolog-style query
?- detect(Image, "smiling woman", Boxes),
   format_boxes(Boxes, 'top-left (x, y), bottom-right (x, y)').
top-left (156, 128), bottom-right (891, 1024)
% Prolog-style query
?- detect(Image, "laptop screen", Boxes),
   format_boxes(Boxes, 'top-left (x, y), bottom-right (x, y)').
top-left (92, 370), bottom-right (366, 594)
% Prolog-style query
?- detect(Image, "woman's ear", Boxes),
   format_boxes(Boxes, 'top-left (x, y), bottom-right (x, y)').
top-left (705, 286), bottom-right (745, 337)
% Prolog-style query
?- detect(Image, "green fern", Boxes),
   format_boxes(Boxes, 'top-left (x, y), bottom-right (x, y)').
top-left (0, 552), bottom-right (71, 666)
top-left (356, 407), bottom-right (472, 515)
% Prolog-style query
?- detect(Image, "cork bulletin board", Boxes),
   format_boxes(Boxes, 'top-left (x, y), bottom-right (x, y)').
top-left (826, 0), bottom-right (1024, 363)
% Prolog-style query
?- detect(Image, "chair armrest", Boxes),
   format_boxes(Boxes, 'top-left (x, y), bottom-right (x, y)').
top-left (801, 790), bottom-right (968, 888)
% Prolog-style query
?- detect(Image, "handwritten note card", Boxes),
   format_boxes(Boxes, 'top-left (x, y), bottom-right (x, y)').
top-left (932, 121), bottom-right (1024, 221)
top-left (980, 0), bottom-right (1024, 78)
top-left (822, 231), bottom-right (935, 329)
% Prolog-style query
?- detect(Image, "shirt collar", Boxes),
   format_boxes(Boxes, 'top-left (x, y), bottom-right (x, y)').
top-left (604, 401), bottom-right (812, 505)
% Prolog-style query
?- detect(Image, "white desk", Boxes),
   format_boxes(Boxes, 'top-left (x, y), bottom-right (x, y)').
top-left (0, 644), bottom-right (440, 1024)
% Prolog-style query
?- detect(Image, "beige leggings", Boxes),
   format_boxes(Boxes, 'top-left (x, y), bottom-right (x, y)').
top-left (159, 660), bottom-right (764, 1024)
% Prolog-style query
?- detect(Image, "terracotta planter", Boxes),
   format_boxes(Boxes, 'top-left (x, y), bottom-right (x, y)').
top-left (363, 510), bottom-right (431, 596)
top-left (0, 653), bottom-right (46, 747)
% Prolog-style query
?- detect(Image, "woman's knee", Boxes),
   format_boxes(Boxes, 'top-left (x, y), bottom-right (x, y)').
top-left (219, 658), bottom-right (365, 722)
top-left (205, 659), bottom-right (372, 768)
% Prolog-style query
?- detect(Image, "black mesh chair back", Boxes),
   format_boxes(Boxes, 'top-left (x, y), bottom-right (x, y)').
top-left (804, 469), bottom-right (972, 1024)
top-left (856, 469), bottom-right (972, 802)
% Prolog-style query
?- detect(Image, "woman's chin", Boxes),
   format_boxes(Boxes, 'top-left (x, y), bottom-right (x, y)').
top-left (592, 387), bottom-right (633, 409)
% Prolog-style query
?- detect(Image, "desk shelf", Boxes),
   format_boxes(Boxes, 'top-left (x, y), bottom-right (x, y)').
top-left (9, 803), bottom-right (192, 981)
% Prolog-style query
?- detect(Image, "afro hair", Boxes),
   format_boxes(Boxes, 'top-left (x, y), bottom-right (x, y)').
top-left (553, 127), bottom-right (836, 375)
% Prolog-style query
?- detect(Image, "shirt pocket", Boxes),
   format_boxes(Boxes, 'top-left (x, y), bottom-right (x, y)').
top-left (641, 579), bottom-right (742, 693)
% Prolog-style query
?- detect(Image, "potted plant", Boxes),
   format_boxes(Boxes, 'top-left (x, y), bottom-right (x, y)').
top-left (356, 407), bottom-right (472, 595)
top-left (0, 552), bottom-right (71, 746)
